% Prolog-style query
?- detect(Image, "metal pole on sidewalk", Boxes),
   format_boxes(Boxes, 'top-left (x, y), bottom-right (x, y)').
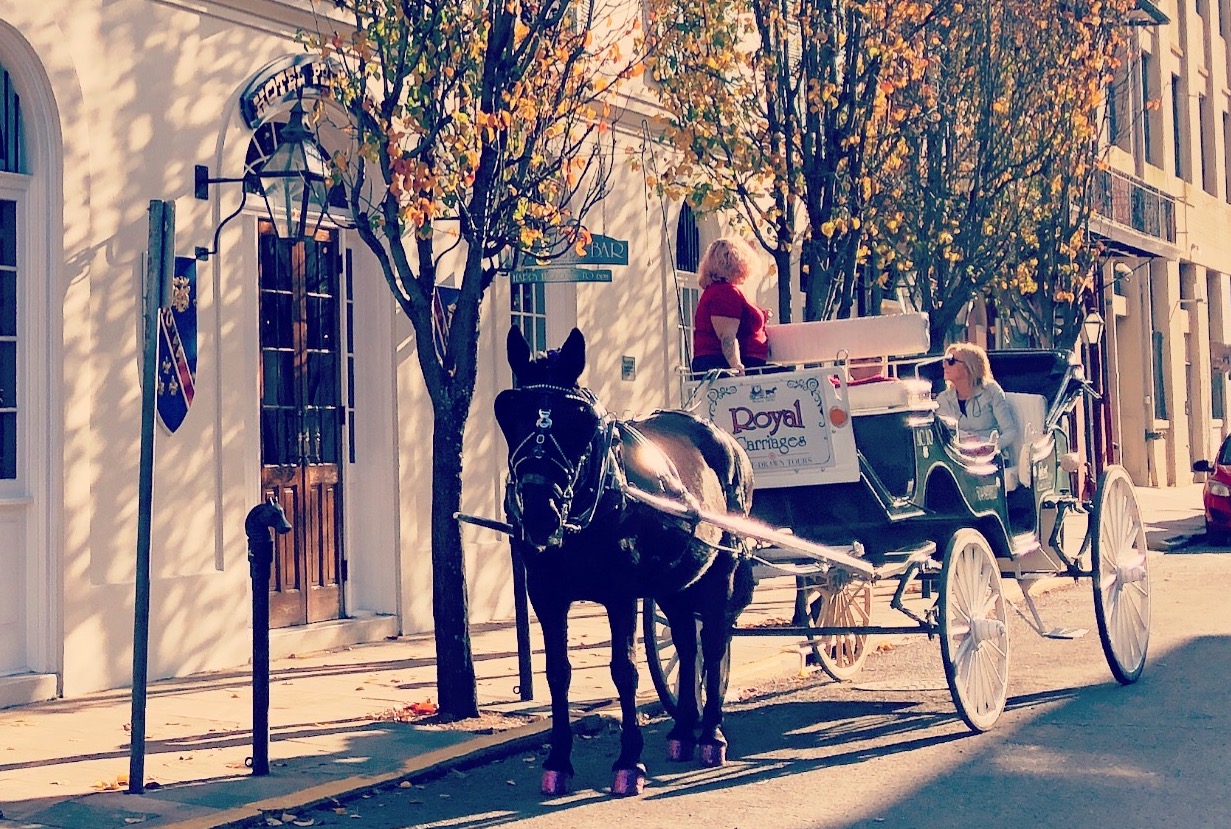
top-left (129, 200), bottom-right (173, 795)
top-left (246, 498), bottom-right (291, 776)
top-left (511, 547), bottom-right (533, 701)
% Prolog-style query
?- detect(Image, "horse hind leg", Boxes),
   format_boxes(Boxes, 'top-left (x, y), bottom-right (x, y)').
top-left (607, 599), bottom-right (647, 796)
top-left (697, 601), bottom-right (735, 767)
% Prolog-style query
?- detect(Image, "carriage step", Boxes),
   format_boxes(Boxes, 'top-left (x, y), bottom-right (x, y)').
top-left (1040, 627), bottom-right (1089, 640)
top-left (876, 541), bottom-right (937, 562)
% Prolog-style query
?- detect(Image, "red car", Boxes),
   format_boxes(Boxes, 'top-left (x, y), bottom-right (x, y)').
top-left (1193, 435), bottom-right (1231, 543)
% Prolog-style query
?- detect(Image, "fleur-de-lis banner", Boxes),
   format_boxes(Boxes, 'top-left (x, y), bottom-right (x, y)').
top-left (156, 257), bottom-right (198, 433)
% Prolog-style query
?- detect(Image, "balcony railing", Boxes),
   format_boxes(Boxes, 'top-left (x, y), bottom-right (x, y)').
top-left (1091, 167), bottom-right (1177, 245)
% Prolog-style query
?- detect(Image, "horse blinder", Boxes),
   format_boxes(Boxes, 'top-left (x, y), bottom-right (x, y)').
top-left (496, 388), bottom-right (604, 548)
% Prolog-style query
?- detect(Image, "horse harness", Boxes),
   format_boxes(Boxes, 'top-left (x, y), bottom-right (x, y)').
top-left (498, 384), bottom-right (699, 547)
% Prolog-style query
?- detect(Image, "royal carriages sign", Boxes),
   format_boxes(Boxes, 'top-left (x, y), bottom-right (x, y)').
top-left (702, 367), bottom-right (859, 488)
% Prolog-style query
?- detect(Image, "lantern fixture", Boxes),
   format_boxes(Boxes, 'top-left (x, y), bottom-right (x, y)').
top-left (194, 98), bottom-right (330, 260)
top-left (1080, 311), bottom-right (1106, 347)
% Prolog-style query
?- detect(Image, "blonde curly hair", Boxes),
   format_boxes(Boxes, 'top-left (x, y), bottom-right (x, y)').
top-left (697, 236), bottom-right (760, 289)
top-left (945, 342), bottom-right (994, 386)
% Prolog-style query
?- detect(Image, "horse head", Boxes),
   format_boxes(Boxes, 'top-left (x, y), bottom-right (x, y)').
top-left (496, 327), bottom-right (609, 551)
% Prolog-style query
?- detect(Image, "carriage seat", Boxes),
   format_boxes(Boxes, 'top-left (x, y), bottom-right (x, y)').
top-left (767, 313), bottom-right (931, 413)
top-left (846, 375), bottom-right (910, 411)
top-left (765, 312), bottom-right (930, 365)
top-left (1004, 392), bottom-right (1050, 490)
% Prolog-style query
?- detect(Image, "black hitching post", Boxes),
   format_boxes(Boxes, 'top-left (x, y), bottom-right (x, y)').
top-left (245, 497), bottom-right (292, 776)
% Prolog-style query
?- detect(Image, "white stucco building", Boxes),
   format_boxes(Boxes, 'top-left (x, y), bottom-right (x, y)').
top-left (1, 0), bottom-right (1222, 709)
top-left (0, 0), bottom-right (747, 708)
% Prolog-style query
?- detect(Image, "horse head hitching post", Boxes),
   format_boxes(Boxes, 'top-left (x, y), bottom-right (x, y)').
top-left (245, 496), bottom-right (292, 776)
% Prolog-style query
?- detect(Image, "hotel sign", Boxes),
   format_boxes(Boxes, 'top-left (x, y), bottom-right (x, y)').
top-left (239, 56), bottom-right (344, 128)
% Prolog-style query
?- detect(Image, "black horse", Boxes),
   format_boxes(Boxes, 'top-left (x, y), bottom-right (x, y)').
top-left (495, 327), bottom-right (755, 796)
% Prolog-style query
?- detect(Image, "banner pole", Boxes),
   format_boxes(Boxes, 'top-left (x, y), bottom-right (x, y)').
top-left (129, 200), bottom-right (173, 794)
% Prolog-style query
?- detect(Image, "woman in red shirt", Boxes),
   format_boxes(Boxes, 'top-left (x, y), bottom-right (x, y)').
top-left (691, 236), bottom-right (770, 374)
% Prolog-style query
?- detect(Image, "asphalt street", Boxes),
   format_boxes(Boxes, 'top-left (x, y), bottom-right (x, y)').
top-left (219, 548), bottom-right (1230, 829)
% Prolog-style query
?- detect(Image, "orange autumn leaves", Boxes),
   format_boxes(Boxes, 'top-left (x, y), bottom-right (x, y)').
top-left (648, 0), bottom-right (1135, 344)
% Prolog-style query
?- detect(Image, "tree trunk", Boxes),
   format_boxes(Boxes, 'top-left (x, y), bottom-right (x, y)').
top-left (773, 247), bottom-right (793, 325)
top-left (430, 395), bottom-right (479, 719)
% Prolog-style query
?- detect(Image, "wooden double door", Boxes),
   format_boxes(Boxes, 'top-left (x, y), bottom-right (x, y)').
top-left (258, 226), bottom-right (346, 628)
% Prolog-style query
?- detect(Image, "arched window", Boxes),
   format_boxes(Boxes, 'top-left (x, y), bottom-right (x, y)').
top-left (0, 63), bottom-right (24, 480)
top-left (0, 65), bottom-right (23, 174)
top-left (245, 118), bottom-right (345, 210)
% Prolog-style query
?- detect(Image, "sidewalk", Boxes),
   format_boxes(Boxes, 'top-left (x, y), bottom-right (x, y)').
top-left (0, 485), bottom-right (1205, 829)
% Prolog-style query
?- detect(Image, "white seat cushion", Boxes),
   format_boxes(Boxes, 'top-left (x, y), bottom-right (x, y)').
top-left (766, 313), bottom-right (931, 364)
top-left (1005, 392), bottom-right (1048, 484)
top-left (847, 379), bottom-right (910, 412)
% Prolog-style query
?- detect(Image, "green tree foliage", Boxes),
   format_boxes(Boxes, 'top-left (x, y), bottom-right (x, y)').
top-left (877, 0), bottom-right (1134, 348)
top-left (303, 0), bottom-right (644, 718)
top-left (649, 0), bottom-right (1133, 347)
top-left (646, 0), bottom-right (938, 322)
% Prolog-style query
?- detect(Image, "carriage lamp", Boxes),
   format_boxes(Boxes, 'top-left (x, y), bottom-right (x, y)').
top-left (193, 98), bottom-right (332, 260)
top-left (1079, 311), bottom-right (1105, 347)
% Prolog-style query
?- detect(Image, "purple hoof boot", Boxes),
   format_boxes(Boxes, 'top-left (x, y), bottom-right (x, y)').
top-left (611, 767), bottom-right (646, 796)
top-left (541, 770), bottom-right (573, 796)
top-left (666, 739), bottom-right (695, 762)
top-left (699, 743), bottom-right (727, 767)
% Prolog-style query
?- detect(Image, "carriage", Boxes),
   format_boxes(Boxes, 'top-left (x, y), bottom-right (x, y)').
top-left (470, 315), bottom-right (1149, 796)
top-left (641, 311), bottom-right (1151, 732)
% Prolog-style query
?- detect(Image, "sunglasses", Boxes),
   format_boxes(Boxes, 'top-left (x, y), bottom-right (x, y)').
top-left (943, 355), bottom-right (959, 366)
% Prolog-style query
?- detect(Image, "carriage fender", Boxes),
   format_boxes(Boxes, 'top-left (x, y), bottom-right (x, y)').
top-left (921, 464), bottom-right (1014, 559)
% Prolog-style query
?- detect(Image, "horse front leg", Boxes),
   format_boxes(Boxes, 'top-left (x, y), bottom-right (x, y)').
top-left (607, 599), bottom-right (646, 796)
top-left (697, 605), bottom-right (732, 767)
top-left (535, 598), bottom-right (575, 795)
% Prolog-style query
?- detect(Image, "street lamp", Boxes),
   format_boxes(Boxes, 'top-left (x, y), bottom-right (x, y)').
top-left (194, 98), bottom-right (331, 260)
top-left (1080, 311), bottom-right (1106, 346)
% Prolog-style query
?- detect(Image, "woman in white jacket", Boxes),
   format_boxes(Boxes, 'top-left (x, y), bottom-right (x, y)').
top-left (936, 342), bottom-right (1020, 458)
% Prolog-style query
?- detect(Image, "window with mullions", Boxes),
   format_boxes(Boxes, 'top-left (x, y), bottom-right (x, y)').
top-left (511, 282), bottom-right (547, 359)
top-left (0, 63), bottom-right (22, 480)
top-left (0, 200), bottom-right (15, 479)
top-left (676, 205), bottom-right (700, 368)
top-left (344, 248), bottom-right (356, 464)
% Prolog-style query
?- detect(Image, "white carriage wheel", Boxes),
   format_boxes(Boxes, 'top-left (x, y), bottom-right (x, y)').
top-left (939, 528), bottom-right (1009, 733)
top-left (802, 574), bottom-right (873, 681)
top-left (642, 597), bottom-right (730, 719)
top-left (1091, 465), bottom-right (1151, 684)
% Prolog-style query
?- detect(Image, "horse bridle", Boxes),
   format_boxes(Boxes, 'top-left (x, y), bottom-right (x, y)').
top-left (504, 384), bottom-right (621, 546)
